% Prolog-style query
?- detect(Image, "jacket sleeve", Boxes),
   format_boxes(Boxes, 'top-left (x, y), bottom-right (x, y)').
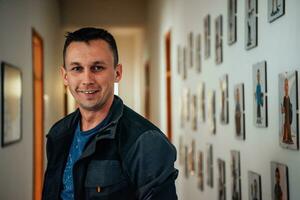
top-left (123, 130), bottom-right (178, 200)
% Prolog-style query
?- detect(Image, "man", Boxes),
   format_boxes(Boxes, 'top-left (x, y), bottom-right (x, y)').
top-left (281, 78), bottom-right (293, 144)
top-left (42, 27), bottom-right (178, 200)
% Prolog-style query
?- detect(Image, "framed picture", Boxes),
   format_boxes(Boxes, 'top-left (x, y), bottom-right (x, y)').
top-left (208, 90), bottom-right (216, 134)
top-left (218, 159), bottom-right (226, 200)
top-left (220, 74), bottom-right (229, 124)
top-left (188, 32), bottom-right (194, 68)
top-left (198, 82), bottom-right (206, 123)
top-left (183, 46), bottom-right (187, 80)
top-left (248, 171), bottom-right (262, 200)
top-left (234, 83), bottom-right (245, 140)
top-left (231, 150), bottom-right (241, 200)
top-left (179, 135), bottom-right (184, 165)
top-left (177, 45), bottom-right (182, 75)
top-left (184, 145), bottom-right (189, 178)
top-left (245, 0), bottom-right (258, 50)
top-left (204, 14), bottom-right (211, 59)
top-left (215, 15), bottom-right (223, 64)
top-left (197, 151), bottom-right (204, 191)
top-left (191, 94), bottom-right (198, 131)
top-left (253, 61), bottom-right (268, 127)
top-left (271, 162), bottom-right (289, 200)
top-left (1, 62), bottom-right (22, 147)
top-left (206, 143), bottom-right (214, 188)
top-left (279, 71), bottom-right (299, 150)
top-left (228, 0), bottom-right (237, 44)
top-left (196, 33), bottom-right (202, 73)
top-left (188, 140), bottom-right (196, 175)
top-left (268, 0), bottom-right (285, 22)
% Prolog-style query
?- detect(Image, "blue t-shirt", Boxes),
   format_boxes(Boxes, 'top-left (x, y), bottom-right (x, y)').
top-left (60, 117), bottom-right (109, 200)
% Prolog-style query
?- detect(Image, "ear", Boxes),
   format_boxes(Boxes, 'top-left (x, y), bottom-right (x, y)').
top-left (114, 64), bottom-right (122, 83)
top-left (60, 66), bottom-right (69, 86)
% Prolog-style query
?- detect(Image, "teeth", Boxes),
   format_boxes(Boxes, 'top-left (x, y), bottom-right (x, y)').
top-left (78, 90), bottom-right (97, 94)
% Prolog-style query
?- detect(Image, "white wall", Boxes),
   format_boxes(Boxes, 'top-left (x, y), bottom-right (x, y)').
top-left (147, 0), bottom-right (300, 199)
top-left (0, 0), bottom-right (64, 199)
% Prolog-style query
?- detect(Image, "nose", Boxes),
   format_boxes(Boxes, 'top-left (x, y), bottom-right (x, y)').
top-left (82, 70), bottom-right (95, 85)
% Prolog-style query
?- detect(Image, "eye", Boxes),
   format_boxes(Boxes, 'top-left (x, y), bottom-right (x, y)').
top-left (91, 65), bottom-right (104, 72)
top-left (71, 66), bottom-right (83, 72)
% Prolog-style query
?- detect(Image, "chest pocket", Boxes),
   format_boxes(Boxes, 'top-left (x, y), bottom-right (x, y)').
top-left (84, 160), bottom-right (129, 199)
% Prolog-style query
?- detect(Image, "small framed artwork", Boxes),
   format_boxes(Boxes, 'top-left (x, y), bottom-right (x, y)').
top-left (206, 143), bottom-right (214, 188)
top-left (245, 0), bottom-right (258, 50)
top-left (268, 0), bottom-right (285, 23)
top-left (228, 0), bottom-right (237, 44)
top-left (231, 150), bottom-right (241, 200)
top-left (253, 61), bottom-right (268, 127)
top-left (1, 62), bottom-right (22, 147)
top-left (198, 82), bottom-right (206, 123)
top-left (180, 92), bottom-right (185, 128)
top-left (220, 74), bottom-right (229, 124)
top-left (271, 162), bottom-right (289, 200)
top-left (215, 15), bottom-right (223, 64)
top-left (218, 159), bottom-right (226, 200)
top-left (188, 32), bottom-right (194, 68)
top-left (197, 151), bottom-right (204, 191)
top-left (204, 14), bottom-right (211, 59)
top-left (188, 140), bottom-right (196, 175)
top-left (179, 135), bottom-right (184, 165)
top-left (196, 33), bottom-right (202, 73)
top-left (208, 90), bottom-right (216, 134)
top-left (183, 46), bottom-right (187, 80)
top-left (177, 45), bottom-right (182, 76)
top-left (248, 171), bottom-right (262, 200)
top-left (191, 94), bottom-right (198, 131)
top-left (184, 145), bottom-right (189, 178)
top-left (279, 71), bottom-right (299, 150)
top-left (234, 83), bottom-right (245, 140)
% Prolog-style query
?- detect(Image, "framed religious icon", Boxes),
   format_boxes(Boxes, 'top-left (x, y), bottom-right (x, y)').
top-left (206, 143), bottom-right (214, 188)
top-left (253, 61), bottom-right (268, 127)
top-left (198, 82), bottom-right (206, 123)
top-left (1, 62), bottom-right (22, 147)
top-left (218, 159), bottom-right (226, 200)
top-left (188, 32), bottom-right (194, 68)
top-left (248, 171), bottom-right (262, 200)
top-left (268, 0), bottom-right (285, 23)
top-left (271, 162), bottom-right (289, 200)
top-left (208, 90), bottom-right (216, 134)
top-left (204, 14), bottom-right (211, 59)
top-left (188, 140), bottom-right (196, 175)
top-left (231, 150), bottom-right (241, 200)
top-left (234, 83), bottom-right (245, 140)
top-left (278, 71), bottom-right (299, 150)
top-left (220, 74), bottom-right (229, 124)
top-left (183, 46), bottom-right (187, 80)
top-left (196, 33), bottom-right (202, 73)
top-left (215, 15), bottom-right (223, 64)
top-left (197, 151), bottom-right (204, 191)
top-left (245, 0), bottom-right (258, 50)
top-left (228, 0), bottom-right (237, 44)
top-left (191, 94), bottom-right (198, 131)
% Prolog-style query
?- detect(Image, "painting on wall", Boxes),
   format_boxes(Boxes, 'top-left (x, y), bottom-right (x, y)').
top-left (234, 83), bottom-right (245, 140)
top-left (268, 0), bottom-right (285, 22)
top-left (215, 15), bottom-right (223, 64)
top-left (183, 46), bottom-right (187, 80)
top-left (206, 143), bottom-right (214, 187)
top-left (245, 0), bottom-right (258, 50)
top-left (278, 70), bottom-right (299, 150)
top-left (204, 14), bottom-right (211, 59)
top-left (179, 135), bottom-right (184, 165)
top-left (218, 159), bottom-right (226, 200)
top-left (191, 94), bottom-right (198, 131)
top-left (188, 140), bottom-right (196, 175)
top-left (1, 62), bottom-right (22, 147)
top-left (253, 61), bottom-right (268, 127)
top-left (220, 74), bottom-right (229, 124)
top-left (184, 145), bottom-right (189, 178)
top-left (248, 171), bottom-right (262, 200)
top-left (196, 33), bottom-right (202, 73)
top-left (197, 151), bottom-right (204, 191)
top-left (177, 45), bottom-right (182, 76)
top-left (231, 150), bottom-right (241, 200)
top-left (188, 32), bottom-right (194, 68)
top-left (228, 0), bottom-right (237, 44)
top-left (198, 82), bottom-right (206, 123)
top-left (208, 90), bottom-right (216, 134)
top-left (271, 162), bottom-right (289, 200)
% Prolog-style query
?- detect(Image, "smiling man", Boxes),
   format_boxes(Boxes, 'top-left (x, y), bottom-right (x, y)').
top-left (42, 27), bottom-right (178, 200)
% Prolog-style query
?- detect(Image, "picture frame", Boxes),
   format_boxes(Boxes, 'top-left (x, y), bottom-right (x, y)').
top-left (191, 94), bottom-right (198, 131)
top-left (278, 70), bottom-right (299, 150)
top-left (197, 151), bottom-right (204, 191)
top-left (188, 140), bottom-right (196, 175)
top-left (196, 33), bottom-right (202, 73)
top-left (218, 159), bottom-right (226, 200)
top-left (234, 83), bottom-right (245, 140)
top-left (231, 150), bottom-right (241, 200)
top-left (248, 171), bottom-right (262, 200)
top-left (245, 0), bottom-right (258, 50)
top-left (271, 162), bottom-right (289, 200)
top-left (188, 32), bottom-right (194, 68)
top-left (206, 143), bottom-right (214, 187)
top-left (215, 15), bottom-right (223, 64)
top-left (228, 0), bottom-right (237, 44)
top-left (253, 61), bottom-right (268, 127)
top-left (184, 145), bottom-right (189, 178)
top-left (220, 74), bottom-right (229, 124)
top-left (198, 82), bottom-right (206, 123)
top-left (204, 14), bottom-right (211, 59)
top-left (208, 90), bottom-right (216, 134)
top-left (177, 45), bottom-right (182, 76)
top-left (179, 135), bottom-right (184, 165)
top-left (183, 46), bottom-right (187, 80)
top-left (268, 0), bottom-right (285, 23)
top-left (1, 62), bottom-right (22, 147)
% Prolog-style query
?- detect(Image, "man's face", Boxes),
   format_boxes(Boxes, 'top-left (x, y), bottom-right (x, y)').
top-left (62, 39), bottom-right (122, 112)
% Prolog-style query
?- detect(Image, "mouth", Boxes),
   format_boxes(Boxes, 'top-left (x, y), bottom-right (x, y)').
top-left (76, 89), bottom-right (99, 94)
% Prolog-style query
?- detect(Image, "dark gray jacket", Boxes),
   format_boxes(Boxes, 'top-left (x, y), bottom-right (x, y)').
top-left (42, 96), bottom-right (178, 200)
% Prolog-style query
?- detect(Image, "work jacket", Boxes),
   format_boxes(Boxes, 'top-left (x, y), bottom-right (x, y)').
top-left (42, 96), bottom-right (178, 200)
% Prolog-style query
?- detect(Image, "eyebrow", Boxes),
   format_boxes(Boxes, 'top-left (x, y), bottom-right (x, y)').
top-left (69, 61), bottom-right (107, 66)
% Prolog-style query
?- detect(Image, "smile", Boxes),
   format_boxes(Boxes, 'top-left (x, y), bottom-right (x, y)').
top-left (76, 89), bottom-right (99, 94)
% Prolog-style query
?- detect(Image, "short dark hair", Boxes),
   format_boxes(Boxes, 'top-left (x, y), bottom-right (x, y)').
top-left (63, 27), bottom-right (119, 67)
